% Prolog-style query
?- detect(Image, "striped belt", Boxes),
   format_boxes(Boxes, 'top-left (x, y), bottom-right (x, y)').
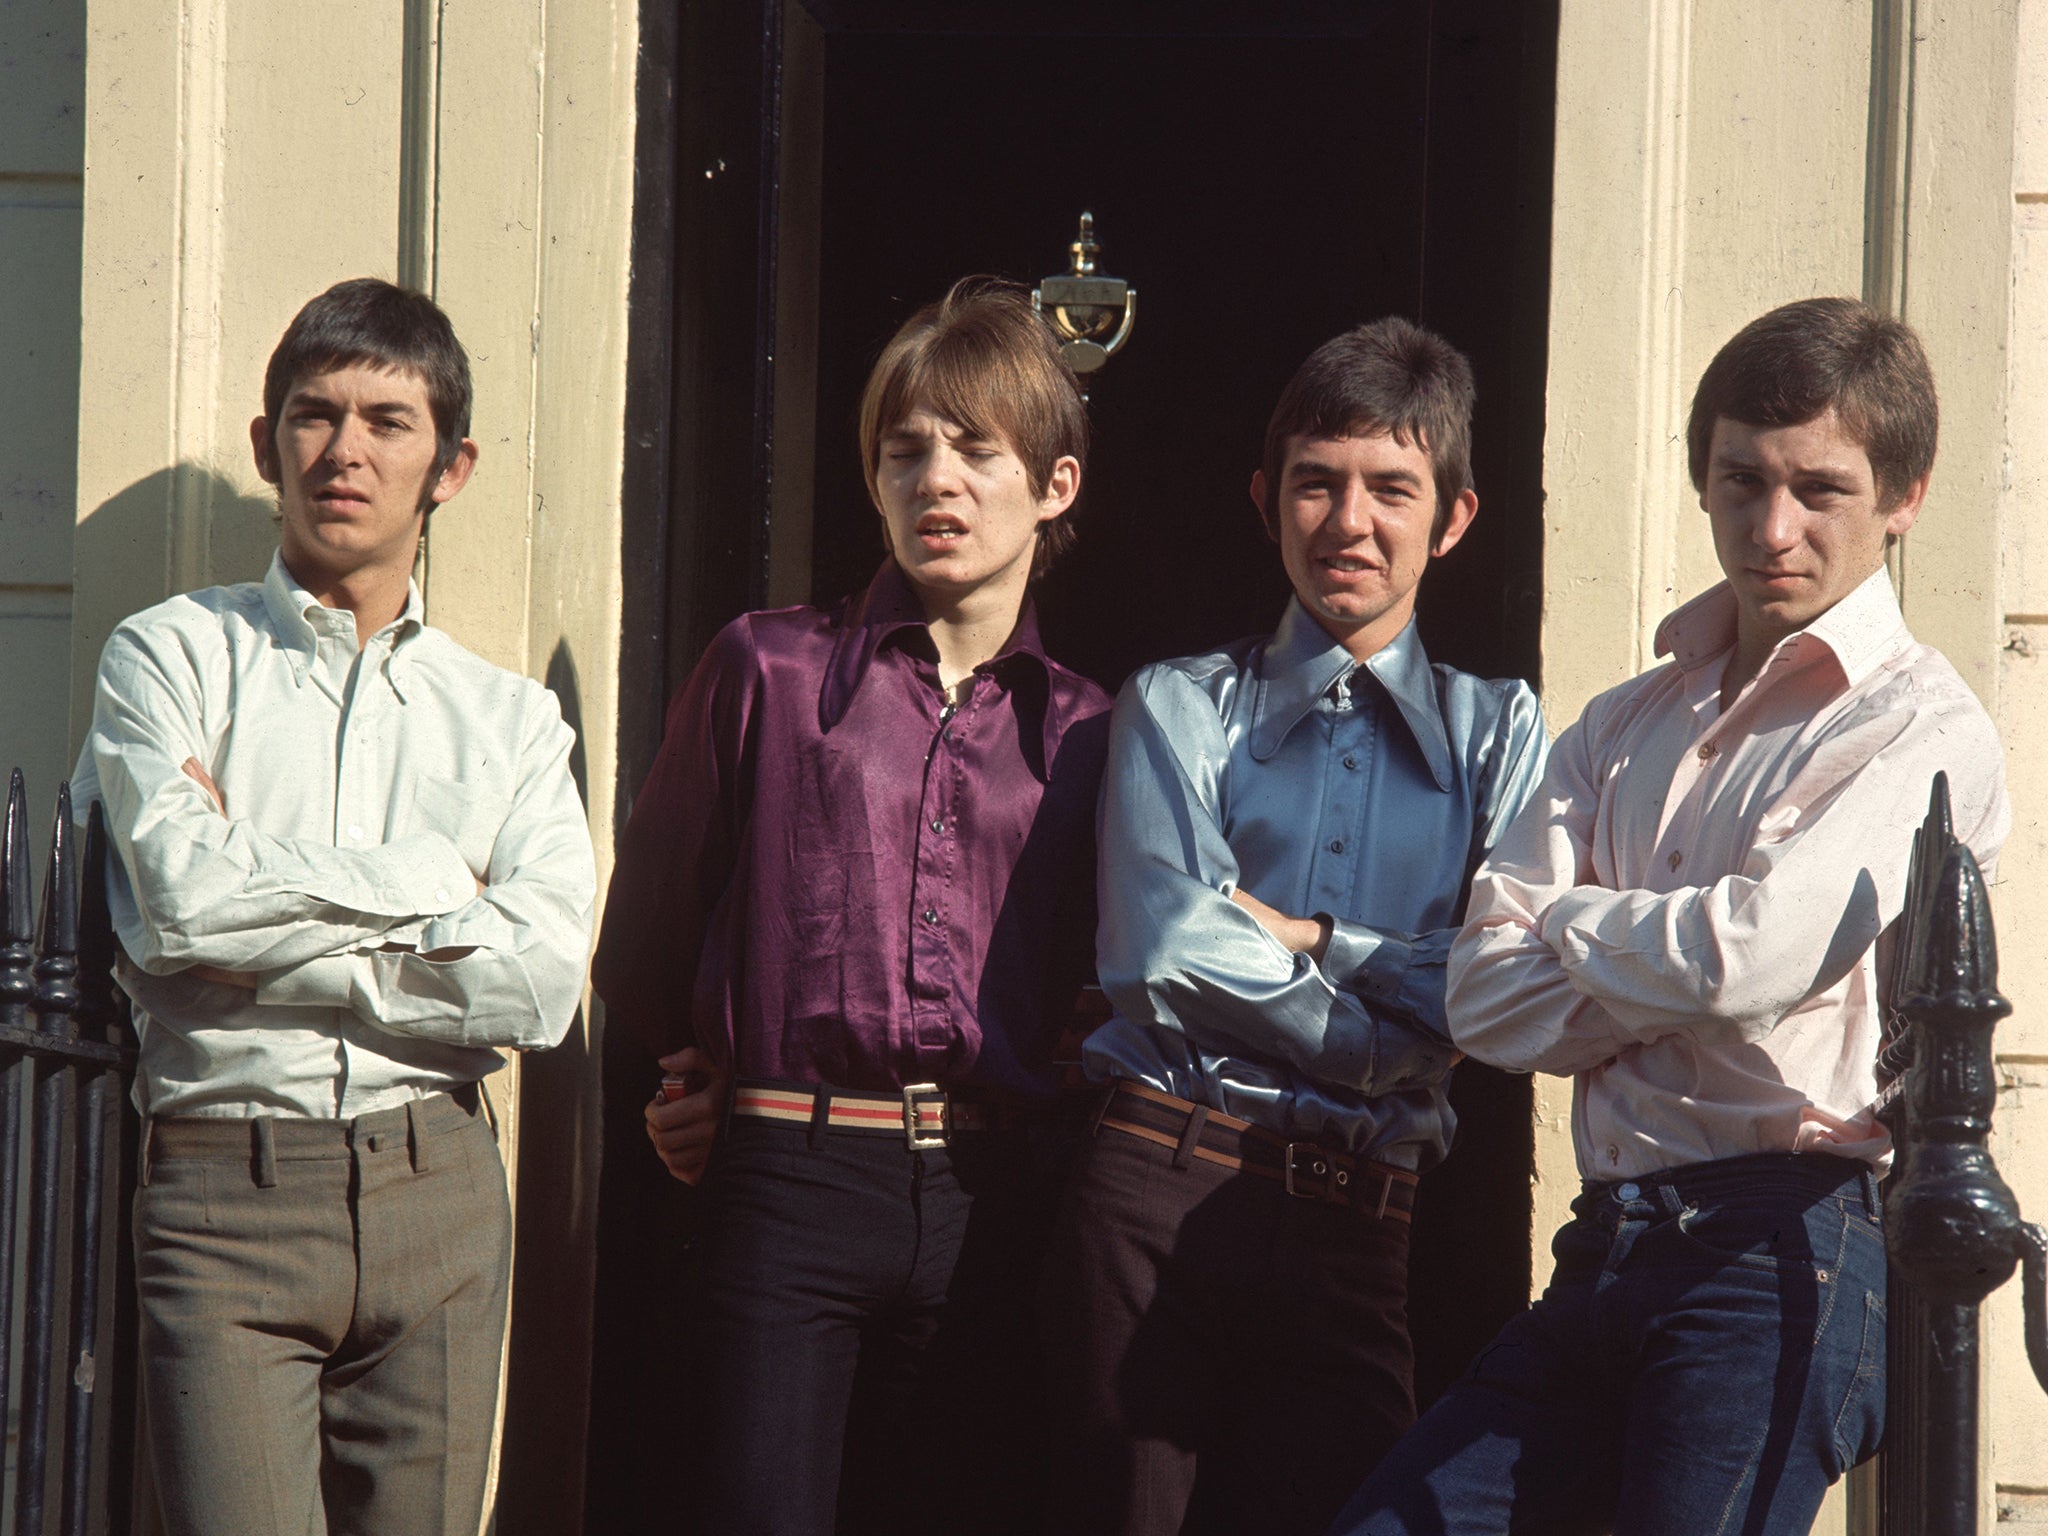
top-left (1096, 1080), bottom-right (1418, 1222)
top-left (730, 1079), bottom-right (992, 1149)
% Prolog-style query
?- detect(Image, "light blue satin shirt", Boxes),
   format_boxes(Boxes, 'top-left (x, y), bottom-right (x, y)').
top-left (1085, 601), bottom-right (1549, 1167)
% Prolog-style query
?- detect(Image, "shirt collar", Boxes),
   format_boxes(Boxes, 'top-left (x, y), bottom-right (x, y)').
top-left (1249, 600), bottom-right (1454, 790)
top-left (1653, 565), bottom-right (1907, 689)
top-left (819, 559), bottom-right (1069, 781)
top-left (260, 550), bottom-right (426, 687)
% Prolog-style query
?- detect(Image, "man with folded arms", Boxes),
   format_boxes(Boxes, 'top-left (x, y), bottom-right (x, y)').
top-left (1041, 317), bottom-right (1548, 1536)
top-left (1330, 298), bottom-right (2010, 1536)
top-left (75, 278), bottom-right (596, 1535)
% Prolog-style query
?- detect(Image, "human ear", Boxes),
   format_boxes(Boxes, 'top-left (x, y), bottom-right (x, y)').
top-left (430, 439), bottom-right (481, 507)
top-left (1036, 455), bottom-right (1082, 520)
top-left (1432, 488), bottom-right (1479, 557)
top-left (1249, 470), bottom-right (1278, 542)
top-left (249, 415), bottom-right (280, 485)
top-left (1884, 472), bottom-right (1930, 538)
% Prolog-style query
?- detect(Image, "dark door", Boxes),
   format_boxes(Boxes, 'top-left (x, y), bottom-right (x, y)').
top-left (579, 5), bottom-right (1558, 1530)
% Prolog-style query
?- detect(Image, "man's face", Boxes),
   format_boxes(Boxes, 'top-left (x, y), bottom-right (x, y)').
top-left (251, 363), bottom-right (475, 590)
top-left (1253, 429), bottom-right (1476, 661)
top-left (872, 403), bottom-right (1077, 610)
top-left (1702, 410), bottom-right (1925, 655)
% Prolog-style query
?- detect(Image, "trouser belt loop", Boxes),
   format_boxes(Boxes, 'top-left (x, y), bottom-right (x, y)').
top-left (408, 1100), bottom-right (429, 1175)
top-left (1172, 1104), bottom-right (1208, 1170)
top-left (808, 1086), bottom-right (833, 1149)
top-left (1089, 1083), bottom-right (1116, 1138)
top-left (1863, 1165), bottom-right (1883, 1222)
top-left (251, 1118), bottom-right (279, 1189)
top-left (139, 1115), bottom-right (154, 1188)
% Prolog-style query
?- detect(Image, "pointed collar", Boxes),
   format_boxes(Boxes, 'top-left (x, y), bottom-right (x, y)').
top-left (818, 559), bottom-right (1069, 781)
top-left (1654, 565), bottom-right (1907, 690)
top-left (1249, 600), bottom-right (1454, 790)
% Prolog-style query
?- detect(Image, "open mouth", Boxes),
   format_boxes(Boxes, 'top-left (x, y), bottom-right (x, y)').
top-left (916, 515), bottom-right (968, 545)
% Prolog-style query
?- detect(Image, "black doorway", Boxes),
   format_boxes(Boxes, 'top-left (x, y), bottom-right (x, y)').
top-left (576, 5), bottom-right (1557, 1531)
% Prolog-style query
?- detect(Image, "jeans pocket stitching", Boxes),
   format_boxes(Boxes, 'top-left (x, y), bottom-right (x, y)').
top-left (1673, 1200), bottom-right (1820, 1272)
top-left (1829, 1287), bottom-right (1887, 1472)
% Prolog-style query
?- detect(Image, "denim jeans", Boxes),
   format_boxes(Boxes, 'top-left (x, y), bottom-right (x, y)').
top-left (1327, 1152), bottom-right (1887, 1536)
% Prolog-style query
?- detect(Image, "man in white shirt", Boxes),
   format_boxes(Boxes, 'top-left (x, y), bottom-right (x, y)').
top-left (73, 278), bottom-right (596, 1536)
top-left (1329, 298), bottom-right (2009, 1536)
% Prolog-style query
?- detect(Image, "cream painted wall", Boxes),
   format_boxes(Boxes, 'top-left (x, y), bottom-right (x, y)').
top-left (70, 0), bottom-right (636, 1526)
top-left (1, 0), bottom-right (85, 834)
top-left (1545, 0), bottom-right (2043, 1526)
top-left (1989, 0), bottom-right (2048, 1515)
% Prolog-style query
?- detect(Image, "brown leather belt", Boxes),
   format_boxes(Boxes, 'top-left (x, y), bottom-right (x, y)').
top-left (1096, 1080), bottom-right (1418, 1222)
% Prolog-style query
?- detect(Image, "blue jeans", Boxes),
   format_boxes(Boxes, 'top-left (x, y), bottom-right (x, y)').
top-left (1327, 1153), bottom-right (1887, 1536)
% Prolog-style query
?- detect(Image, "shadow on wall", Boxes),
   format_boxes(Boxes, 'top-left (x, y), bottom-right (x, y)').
top-left (70, 462), bottom-right (276, 743)
top-left (495, 640), bottom-right (602, 1536)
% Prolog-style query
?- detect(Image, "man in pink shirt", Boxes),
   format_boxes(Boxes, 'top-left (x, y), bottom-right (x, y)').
top-left (1329, 298), bottom-right (2010, 1536)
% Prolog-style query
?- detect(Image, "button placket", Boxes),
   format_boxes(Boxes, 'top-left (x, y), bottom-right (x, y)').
top-left (908, 702), bottom-right (960, 1004)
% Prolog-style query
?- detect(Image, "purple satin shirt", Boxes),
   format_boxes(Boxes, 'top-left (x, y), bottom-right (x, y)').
top-left (594, 561), bottom-right (1112, 1096)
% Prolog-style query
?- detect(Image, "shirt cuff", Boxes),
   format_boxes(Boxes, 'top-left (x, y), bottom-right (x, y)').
top-left (1320, 917), bottom-right (1414, 1006)
top-left (255, 953), bottom-right (359, 1010)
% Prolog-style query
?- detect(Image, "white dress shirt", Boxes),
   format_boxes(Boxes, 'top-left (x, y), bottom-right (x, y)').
top-left (1450, 567), bottom-right (2008, 1179)
top-left (73, 552), bottom-right (597, 1119)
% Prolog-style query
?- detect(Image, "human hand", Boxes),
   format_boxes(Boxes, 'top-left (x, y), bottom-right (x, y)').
top-left (181, 758), bottom-right (225, 815)
top-left (644, 1046), bottom-right (726, 1185)
top-left (1229, 886), bottom-right (1332, 963)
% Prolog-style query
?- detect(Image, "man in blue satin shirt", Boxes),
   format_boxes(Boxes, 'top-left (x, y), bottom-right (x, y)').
top-left (1040, 318), bottom-right (1550, 1536)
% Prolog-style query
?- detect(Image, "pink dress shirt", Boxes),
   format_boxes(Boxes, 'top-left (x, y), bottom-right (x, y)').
top-left (1449, 567), bottom-right (2009, 1180)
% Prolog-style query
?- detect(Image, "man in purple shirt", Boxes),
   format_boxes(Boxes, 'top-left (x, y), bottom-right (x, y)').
top-left (593, 279), bottom-right (1111, 1535)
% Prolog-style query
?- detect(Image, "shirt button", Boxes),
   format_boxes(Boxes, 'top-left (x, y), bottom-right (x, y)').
top-left (922, 908), bottom-right (939, 925)
top-left (1329, 838), bottom-right (1345, 854)
top-left (1616, 1181), bottom-right (1640, 1202)
top-left (1667, 850), bottom-right (1682, 872)
top-left (347, 824), bottom-right (364, 841)
top-left (1697, 740), bottom-right (1719, 762)
top-left (929, 818), bottom-right (944, 833)
top-left (1343, 754), bottom-right (1358, 771)
top-left (435, 888), bottom-right (451, 903)
top-left (367, 1134), bottom-right (385, 1153)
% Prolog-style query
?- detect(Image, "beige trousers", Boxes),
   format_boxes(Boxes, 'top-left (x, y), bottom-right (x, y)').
top-left (133, 1091), bottom-right (510, 1536)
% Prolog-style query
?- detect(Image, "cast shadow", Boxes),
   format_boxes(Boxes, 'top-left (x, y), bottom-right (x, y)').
top-left (496, 641), bottom-right (604, 1536)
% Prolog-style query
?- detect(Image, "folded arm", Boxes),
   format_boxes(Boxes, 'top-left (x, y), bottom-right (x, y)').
top-left (254, 686), bottom-right (597, 1050)
top-left (1451, 683), bottom-right (2008, 1071)
top-left (1536, 696), bottom-right (2005, 1041)
top-left (1097, 669), bottom-right (1457, 1097)
top-left (88, 624), bottom-right (477, 976)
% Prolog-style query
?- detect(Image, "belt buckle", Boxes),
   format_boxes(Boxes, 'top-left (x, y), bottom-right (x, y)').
top-left (902, 1083), bottom-right (947, 1150)
top-left (1282, 1141), bottom-right (1334, 1199)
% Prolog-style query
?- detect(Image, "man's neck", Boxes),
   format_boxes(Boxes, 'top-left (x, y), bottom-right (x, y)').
top-left (909, 565), bottom-right (1030, 692)
top-left (279, 550), bottom-right (416, 650)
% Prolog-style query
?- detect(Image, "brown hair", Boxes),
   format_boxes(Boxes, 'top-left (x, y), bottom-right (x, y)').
top-left (264, 278), bottom-right (472, 481)
top-left (1260, 316), bottom-right (1476, 538)
top-left (1687, 297), bottom-right (1937, 508)
top-left (858, 277), bottom-right (1089, 577)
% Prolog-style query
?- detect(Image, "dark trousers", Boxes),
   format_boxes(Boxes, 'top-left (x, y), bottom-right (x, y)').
top-left (684, 1115), bottom-right (1064, 1536)
top-left (1327, 1153), bottom-right (1888, 1536)
top-left (1041, 1119), bottom-right (1417, 1536)
top-left (134, 1091), bottom-right (510, 1536)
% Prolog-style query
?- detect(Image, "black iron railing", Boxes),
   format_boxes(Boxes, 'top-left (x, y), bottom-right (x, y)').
top-left (1877, 774), bottom-right (2048, 1534)
top-left (1, 769), bottom-right (140, 1536)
